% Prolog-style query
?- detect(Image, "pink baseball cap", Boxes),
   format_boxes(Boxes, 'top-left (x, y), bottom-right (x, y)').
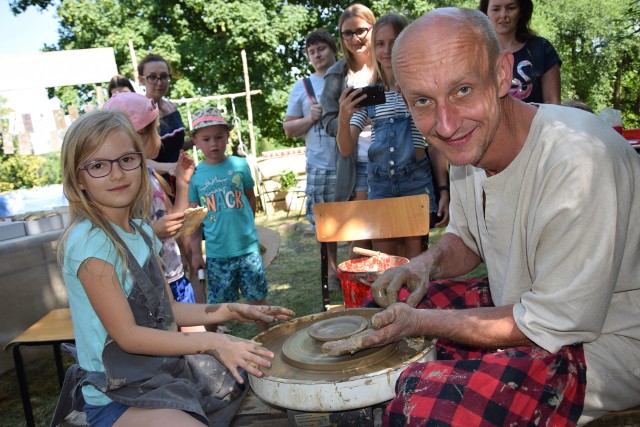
top-left (103, 92), bottom-right (158, 132)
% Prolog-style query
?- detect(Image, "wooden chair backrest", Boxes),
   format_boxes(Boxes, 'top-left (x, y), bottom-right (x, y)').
top-left (314, 194), bottom-right (430, 243)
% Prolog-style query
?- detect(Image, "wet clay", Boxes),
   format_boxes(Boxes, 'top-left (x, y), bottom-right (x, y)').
top-left (253, 308), bottom-right (428, 382)
top-left (283, 325), bottom-right (394, 371)
top-left (321, 329), bottom-right (376, 356)
top-left (307, 315), bottom-right (369, 342)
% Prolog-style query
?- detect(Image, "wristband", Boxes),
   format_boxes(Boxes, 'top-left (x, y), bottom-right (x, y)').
top-left (438, 185), bottom-right (449, 192)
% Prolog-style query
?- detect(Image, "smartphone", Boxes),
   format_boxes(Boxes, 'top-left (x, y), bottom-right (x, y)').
top-left (349, 84), bottom-right (386, 108)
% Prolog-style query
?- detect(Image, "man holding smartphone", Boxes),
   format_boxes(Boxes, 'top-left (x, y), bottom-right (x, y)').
top-left (283, 29), bottom-right (340, 290)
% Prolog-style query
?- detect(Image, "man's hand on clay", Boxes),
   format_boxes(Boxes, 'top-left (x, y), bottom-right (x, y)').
top-left (371, 264), bottom-right (430, 308)
top-left (321, 329), bottom-right (376, 356)
top-left (322, 304), bottom-right (424, 356)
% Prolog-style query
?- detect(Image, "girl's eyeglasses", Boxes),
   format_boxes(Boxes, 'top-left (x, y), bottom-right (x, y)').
top-left (78, 152), bottom-right (143, 178)
top-left (340, 27), bottom-right (372, 40)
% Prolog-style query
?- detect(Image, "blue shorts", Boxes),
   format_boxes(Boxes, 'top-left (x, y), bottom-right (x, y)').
top-left (169, 275), bottom-right (196, 303)
top-left (85, 401), bottom-right (129, 427)
top-left (354, 161), bottom-right (369, 193)
top-left (206, 250), bottom-right (268, 303)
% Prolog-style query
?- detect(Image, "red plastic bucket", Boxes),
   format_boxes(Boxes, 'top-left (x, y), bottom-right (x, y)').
top-left (337, 256), bottom-right (409, 308)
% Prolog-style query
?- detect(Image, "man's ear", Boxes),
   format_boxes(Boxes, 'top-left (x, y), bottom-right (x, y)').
top-left (495, 52), bottom-right (514, 97)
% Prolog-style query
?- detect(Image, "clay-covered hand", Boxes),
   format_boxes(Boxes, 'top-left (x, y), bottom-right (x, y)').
top-left (206, 335), bottom-right (275, 383)
top-left (226, 303), bottom-right (295, 324)
top-left (371, 263), bottom-right (430, 308)
top-left (322, 304), bottom-right (423, 355)
top-left (152, 211), bottom-right (185, 238)
top-left (321, 329), bottom-right (375, 356)
top-left (358, 303), bottom-right (422, 348)
top-left (175, 150), bottom-right (195, 184)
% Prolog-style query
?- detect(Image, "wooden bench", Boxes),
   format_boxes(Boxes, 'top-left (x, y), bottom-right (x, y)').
top-left (4, 308), bottom-right (75, 427)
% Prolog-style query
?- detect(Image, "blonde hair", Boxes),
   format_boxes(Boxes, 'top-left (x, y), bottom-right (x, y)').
top-left (57, 109), bottom-right (152, 275)
top-left (338, 3), bottom-right (376, 72)
top-left (371, 13), bottom-right (409, 88)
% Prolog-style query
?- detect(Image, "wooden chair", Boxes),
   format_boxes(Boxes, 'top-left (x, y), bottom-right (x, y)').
top-left (314, 194), bottom-right (430, 310)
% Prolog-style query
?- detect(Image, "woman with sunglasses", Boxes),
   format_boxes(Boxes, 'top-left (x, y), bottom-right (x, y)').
top-left (320, 3), bottom-right (376, 258)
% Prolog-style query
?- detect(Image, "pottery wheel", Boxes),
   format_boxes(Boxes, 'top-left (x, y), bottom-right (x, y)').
top-left (282, 315), bottom-right (395, 371)
top-left (250, 308), bottom-right (436, 412)
top-left (253, 308), bottom-right (431, 382)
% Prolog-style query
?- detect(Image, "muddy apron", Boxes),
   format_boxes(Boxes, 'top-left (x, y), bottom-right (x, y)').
top-left (81, 222), bottom-right (247, 425)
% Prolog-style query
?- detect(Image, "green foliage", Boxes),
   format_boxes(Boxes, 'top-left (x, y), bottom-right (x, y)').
top-left (40, 152), bottom-right (63, 185)
top-left (0, 133), bottom-right (61, 191)
top-left (278, 170), bottom-right (297, 190)
top-left (0, 154), bottom-right (48, 191)
top-left (9, 0), bottom-right (640, 144)
top-left (536, 0), bottom-right (640, 127)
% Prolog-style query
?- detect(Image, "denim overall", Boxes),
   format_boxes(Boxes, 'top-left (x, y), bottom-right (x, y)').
top-left (366, 98), bottom-right (436, 211)
top-left (79, 222), bottom-right (247, 425)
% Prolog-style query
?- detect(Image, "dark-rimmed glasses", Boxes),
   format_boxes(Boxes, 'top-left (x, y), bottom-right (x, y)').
top-left (340, 27), bottom-right (372, 40)
top-left (143, 74), bottom-right (171, 84)
top-left (78, 152), bottom-right (143, 178)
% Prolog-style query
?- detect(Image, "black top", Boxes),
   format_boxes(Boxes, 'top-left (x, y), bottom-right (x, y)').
top-left (156, 110), bottom-right (186, 163)
top-left (510, 37), bottom-right (562, 104)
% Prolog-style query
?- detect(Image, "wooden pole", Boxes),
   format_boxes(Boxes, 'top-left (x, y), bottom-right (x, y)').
top-left (95, 83), bottom-right (104, 106)
top-left (172, 91), bottom-right (262, 105)
top-left (128, 40), bottom-right (138, 83)
top-left (241, 50), bottom-right (257, 161)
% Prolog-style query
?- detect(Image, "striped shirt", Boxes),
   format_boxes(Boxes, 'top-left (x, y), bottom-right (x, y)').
top-left (350, 91), bottom-right (426, 149)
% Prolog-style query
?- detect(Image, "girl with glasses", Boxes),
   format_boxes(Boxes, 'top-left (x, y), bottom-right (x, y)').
top-left (103, 92), bottom-right (203, 320)
top-left (58, 109), bottom-right (294, 426)
top-left (320, 3), bottom-right (376, 259)
top-left (336, 14), bottom-right (450, 258)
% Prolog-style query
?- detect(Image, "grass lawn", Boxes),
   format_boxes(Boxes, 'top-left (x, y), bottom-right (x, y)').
top-left (0, 209), bottom-right (486, 426)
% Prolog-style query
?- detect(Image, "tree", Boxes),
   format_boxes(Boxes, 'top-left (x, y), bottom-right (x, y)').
top-left (9, 0), bottom-right (640, 150)
top-left (536, 0), bottom-right (640, 126)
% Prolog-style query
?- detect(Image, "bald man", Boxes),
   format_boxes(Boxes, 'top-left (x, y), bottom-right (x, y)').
top-left (342, 7), bottom-right (640, 426)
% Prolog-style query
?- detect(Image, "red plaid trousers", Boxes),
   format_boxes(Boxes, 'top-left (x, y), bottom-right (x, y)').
top-left (363, 279), bottom-right (586, 426)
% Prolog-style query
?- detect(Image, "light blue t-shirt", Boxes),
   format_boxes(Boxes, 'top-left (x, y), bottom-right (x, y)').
top-left (285, 74), bottom-right (336, 170)
top-left (188, 156), bottom-right (259, 258)
top-left (62, 219), bottom-right (160, 405)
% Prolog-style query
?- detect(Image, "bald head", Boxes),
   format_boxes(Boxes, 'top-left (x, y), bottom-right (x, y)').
top-left (393, 8), bottom-right (500, 80)
top-left (389, 7), bottom-right (516, 169)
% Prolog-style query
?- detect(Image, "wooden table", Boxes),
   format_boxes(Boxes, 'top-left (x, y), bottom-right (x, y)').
top-left (4, 308), bottom-right (75, 427)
